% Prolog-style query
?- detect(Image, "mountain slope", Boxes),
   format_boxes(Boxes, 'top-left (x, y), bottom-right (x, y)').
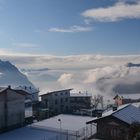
top-left (0, 60), bottom-right (34, 87)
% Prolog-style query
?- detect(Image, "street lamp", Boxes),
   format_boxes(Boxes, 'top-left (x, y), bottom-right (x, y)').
top-left (58, 118), bottom-right (62, 139)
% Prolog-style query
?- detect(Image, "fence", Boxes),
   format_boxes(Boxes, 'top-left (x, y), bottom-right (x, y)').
top-left (30, 123), bottom-right (96, 140)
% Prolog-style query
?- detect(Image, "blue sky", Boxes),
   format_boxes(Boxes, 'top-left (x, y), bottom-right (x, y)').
top-left (0, 0), bottom-right (140, 55)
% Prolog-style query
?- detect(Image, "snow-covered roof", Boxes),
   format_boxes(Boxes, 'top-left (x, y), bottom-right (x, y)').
top-left (132, 102), bottom-right (140, 108)
top-left (70, 92), bottom-right (92, 97)
top-left (87, 104), bottom-right (140, 125)
top-left (15, 86), bottom-right (39, 94)
top-left (0, 87), bottom-right (7, 93)
top-left (116, 93), bottom-right (140, 100)
top-left (113, 105), bottom-right (140, 124)
top-left (0, 86), bottom-right (27, 96)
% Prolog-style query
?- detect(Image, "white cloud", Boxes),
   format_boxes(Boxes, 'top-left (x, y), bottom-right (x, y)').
top-left (82, 1), bottom-right (140, 22)
top-left (0, 53), bottom-right (140, 98)
top-left (49, 25), bottom-right (93, 33)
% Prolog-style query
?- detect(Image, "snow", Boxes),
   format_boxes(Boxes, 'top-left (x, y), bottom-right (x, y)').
top-left (15, 86), bottom-right (39, 94)
top-left (0, 60), bottom-right (33, 87)
top-left (0, 126), bottom-right (59, 140)
top-left (0, 114), bottom-right (97, 140)
top-left (87, 104), bottom-right (140, 125)
top-left (113, 105), bottom-right (140, 124)
top-left (32, 114), bottom-right (94, 131)
top-left (119, 93), bottom-right (140, 99)
top-left (132, 102), bottom-right (140, 108)
top-left (103, 104), bottom-right (129, 117)
top-left (70, 92), bottom-right (92, 97)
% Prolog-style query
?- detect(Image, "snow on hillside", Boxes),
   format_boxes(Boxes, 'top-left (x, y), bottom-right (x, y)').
top-left (0, 60), bottom-right (34, 87)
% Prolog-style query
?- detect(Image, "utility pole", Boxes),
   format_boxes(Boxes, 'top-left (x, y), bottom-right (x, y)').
top-left (58, 119), bottom-right (62, 140)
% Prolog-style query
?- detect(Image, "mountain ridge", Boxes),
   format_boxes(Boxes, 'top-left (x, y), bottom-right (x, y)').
top-left (0, 60), bottom-right (34, 87)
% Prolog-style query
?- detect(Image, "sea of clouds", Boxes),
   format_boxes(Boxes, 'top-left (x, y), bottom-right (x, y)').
top-left (0, 54), bottom-right (140, 99)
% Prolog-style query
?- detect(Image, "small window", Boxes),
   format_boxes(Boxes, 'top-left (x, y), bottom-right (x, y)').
top-left (61, 92), bottom-right (63, 95)
top-left (55, 93), bottom-right (57, 96)
top-left (55, 109), bottom-right (58, 113)
top-left (65, 98), bottom-right (68, 102)
top-left (60, 98), bottom-right (63, 103)
top-left (55, 100), bottom-right (58, 104)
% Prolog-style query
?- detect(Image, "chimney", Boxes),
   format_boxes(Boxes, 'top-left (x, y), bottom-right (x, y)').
top-left (8, 85), bottom-right (11, 89)
top-left (113, 106), bottom-right (117, 111)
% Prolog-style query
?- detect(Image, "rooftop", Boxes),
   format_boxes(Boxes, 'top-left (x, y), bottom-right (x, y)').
top-left (114, 93), bottom-right (140, 100)
top-left (15, 86), bottom-right (39, 94)
top-left (0, 86), bottom-right (27, 96)
top-left (70, 92), bottom-right (92, 97)
top-left (87, 104), bottom-right (140, 125)
top-left (40, 88), bottom-right (73, 96)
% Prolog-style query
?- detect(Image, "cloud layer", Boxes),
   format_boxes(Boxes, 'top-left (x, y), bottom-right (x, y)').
top-left (82, 1), bottom-right (140, 22)
top-left (0, 53), bottom-right (140, 99)
top-left (49, 25), bottom-right (92, 33)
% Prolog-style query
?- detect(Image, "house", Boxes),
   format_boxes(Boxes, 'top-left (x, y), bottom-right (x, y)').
top-left (114, 95), bottom-right (123, 106)
top-left (114, 94), bottom-right (140, 106)
top-left (40, 89), bottom-right (72, 116)
top-left (24, 99), bottom-right (33, 123)
top-left (15, 86), bottom-right (39, 101)
top-left (0, 86), bottom-right (26, 132)
top-left (86, 104), bottom-right (140, 140)
top-left (70, 92), bottom-right (92, 113)
top-left (32, 100), bottom-right (49, 120)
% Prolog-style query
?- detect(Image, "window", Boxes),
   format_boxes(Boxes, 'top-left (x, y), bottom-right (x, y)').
top-left (55, 100), bottom-right (58, 105)
top-left (65, 98), bottom-right (68, 102)
top-left (60, 98), bottom-right (63, 103)
top-left (55, 93), bottom-right (57, 96)
top-left (61, 92), bottom-right (63, 95)
top-left (55, 109), bottom-right (58, 114)
top-left (65, 106), bottom-right (68, 111)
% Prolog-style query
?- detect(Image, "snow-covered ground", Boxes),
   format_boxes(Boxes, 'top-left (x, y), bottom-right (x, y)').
top-left (32, 114), bottom-right (94, 131)
top-left (0, 114), bottom-right (96, 140)
top-left (31, 114), bottom-right (96, 139)
top-left (0, 126), bottom-right (59, 140)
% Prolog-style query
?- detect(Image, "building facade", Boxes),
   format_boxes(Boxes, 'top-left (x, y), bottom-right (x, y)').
top-left (15, 86), bottom-right (39, 101)
top-left (70, 92), bottom-right (92, 113)
top-left (41, 89), bottom-right (72, 116)
top-left (0, 86), bottom-right (26, 132)
top-left (114, 94), bottom-right (140, 106)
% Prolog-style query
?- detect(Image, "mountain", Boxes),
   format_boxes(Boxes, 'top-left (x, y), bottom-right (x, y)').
top-left (0, 60), bottom-right (34, 87)
top-left (126, 62), bottom-right (140, 67)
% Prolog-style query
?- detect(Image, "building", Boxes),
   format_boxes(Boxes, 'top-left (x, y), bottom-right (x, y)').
top-left (32, 100), bottom-right (49, 121)
top-left (114, 94), bottom-right (140, 106)
top-left (15, 86), bottom-right (39, 101)
top-left (70, 92), bottom-right (92, 113)
top-left (86, 104), bottom-right (140, 140)
top-left (41, 89), bottom-right (72, 116)
top-left (0, 86), bottom-right (26, 132)
top-left (24, 99), bottom-right (33, 123)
